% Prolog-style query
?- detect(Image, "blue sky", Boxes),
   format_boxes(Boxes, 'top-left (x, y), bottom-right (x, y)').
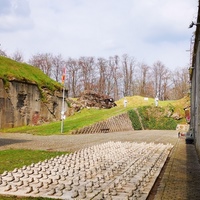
top-left (0, 0), bottom-right (198, 69)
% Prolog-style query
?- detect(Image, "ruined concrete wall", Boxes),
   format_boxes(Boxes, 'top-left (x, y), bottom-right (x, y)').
top-left (0, 79), bottom-right (67, 129)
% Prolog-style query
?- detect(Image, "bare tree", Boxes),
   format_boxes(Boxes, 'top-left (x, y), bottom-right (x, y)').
top-left (51, 54), bottom-right (65, 82)
top-left (107, 55), bottom-right (121, 99)
top-left (78, 57), bottom-right (96, 91)
top-left (66, 58), bottom-right (81, 97)
top-left (25, 51), bottom-right (189, 100)
top-left (160, 70), bottom-right (171, 100)
top-left (12, 50), bottom-right (24, 62)
top-left (113, 55), bottom-right (122, 100)
top-left (152, 61), bottom-right (165, 98)
top-left (0, 44), bottom-right (7, 57)
top-left (96, 57), bottom-right (107, 95)
top-left (170, 67), bottom-right (189, 99)
top-left (137, 63), bottom-right (150, 96)
top-left (121, 54), bottom-right (136, 96)
top-left (29, 53), bottom-right (53, 77)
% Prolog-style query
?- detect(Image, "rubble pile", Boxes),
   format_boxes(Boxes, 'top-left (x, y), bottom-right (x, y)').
top-left (68, 90), bottom-right (117, 114)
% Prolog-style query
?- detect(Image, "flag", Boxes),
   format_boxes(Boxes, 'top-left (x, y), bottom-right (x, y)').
top-left (61, 67), bottom-right (66, 84)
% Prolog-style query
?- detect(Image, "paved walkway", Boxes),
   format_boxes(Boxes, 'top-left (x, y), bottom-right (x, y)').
top-left (152, 137), bottom-right (200, 200)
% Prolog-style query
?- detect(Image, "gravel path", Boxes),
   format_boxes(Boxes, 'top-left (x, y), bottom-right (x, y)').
top-left (0, 130), bottom-right (178, 152)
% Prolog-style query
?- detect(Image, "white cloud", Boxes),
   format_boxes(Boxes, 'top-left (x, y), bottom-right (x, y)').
top-left (0, 0), bottom-right (32, 32)
top-left (0, 0), bottom-right (198, 69)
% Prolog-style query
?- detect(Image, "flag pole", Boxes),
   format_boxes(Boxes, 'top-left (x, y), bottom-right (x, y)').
top-left (61, 67), bottom-right (66, 134)
top-left (61, 84), bottom-right (65, 133)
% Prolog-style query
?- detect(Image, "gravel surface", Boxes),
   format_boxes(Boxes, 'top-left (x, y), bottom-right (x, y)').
top-left (0, 130), bottom-right (178, 152)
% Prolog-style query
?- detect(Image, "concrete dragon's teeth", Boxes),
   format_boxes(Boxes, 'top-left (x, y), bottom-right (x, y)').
top-left (0, 141), bottom-right (172, 199)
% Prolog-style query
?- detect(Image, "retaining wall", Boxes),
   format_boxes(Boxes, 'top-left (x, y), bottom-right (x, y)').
top-left (71, 113), bottom-right (133, 134)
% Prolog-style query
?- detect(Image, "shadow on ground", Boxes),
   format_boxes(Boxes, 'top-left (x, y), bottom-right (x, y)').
top-left (0, 138), bottom-right (30, 147)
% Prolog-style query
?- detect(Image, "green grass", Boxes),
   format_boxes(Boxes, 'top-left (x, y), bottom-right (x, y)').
top-left (0, 149), bottom-right (67, 200)
top-left (1, 96), bottom-right (154, 135)
top-left (2, 107), bottom-right (128, 135)
top-left (0, 56), bottom-right (61, 92)
top-left (0, 149), bottom-right (67, 174)
top-left (1, 95), bottom-right (189, 135)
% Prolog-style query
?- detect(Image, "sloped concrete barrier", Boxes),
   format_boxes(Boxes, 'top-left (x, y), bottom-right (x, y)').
top-left (71, 113), bottom-right (133, 134)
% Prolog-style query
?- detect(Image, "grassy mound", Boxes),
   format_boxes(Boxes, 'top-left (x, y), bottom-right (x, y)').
top-left (0, 56), bottom-right (61, 91)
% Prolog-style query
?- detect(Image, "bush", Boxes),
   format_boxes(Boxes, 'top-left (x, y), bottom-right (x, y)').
top-left (137, 105), bottom-right (177, 130)
top-left (157, 117), bottom-right (177, 130)
top-left (128, 110), bottom-right (142, 130)
top-left (137, 106), bottom-right (150, 129)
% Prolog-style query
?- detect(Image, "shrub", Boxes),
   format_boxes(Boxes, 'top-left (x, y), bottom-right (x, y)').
top-left (128, 110), bottom-right (142, 130)
top-left (137, 106), bottom-right (149, 129)
top-left (137, 105), bottom-right (177, 130)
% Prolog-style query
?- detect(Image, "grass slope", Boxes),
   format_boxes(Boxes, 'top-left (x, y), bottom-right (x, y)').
top-left (1, 96), bottom-right (189, 135)
top-left (0, 56), bottom-right (61, 91)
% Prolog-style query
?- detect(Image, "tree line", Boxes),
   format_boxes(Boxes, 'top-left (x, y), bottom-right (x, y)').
top-left (1, 48), bottom-right (189, 100)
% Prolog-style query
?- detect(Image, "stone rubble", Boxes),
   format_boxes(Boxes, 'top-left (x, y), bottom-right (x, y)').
top-left (0, 141), bottom-right (173, 199)
top-left (67, 90), bottom-right (117, 115)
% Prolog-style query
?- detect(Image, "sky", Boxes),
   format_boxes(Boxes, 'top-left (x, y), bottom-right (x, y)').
top-left (0, 0), bottom-right (198, 69)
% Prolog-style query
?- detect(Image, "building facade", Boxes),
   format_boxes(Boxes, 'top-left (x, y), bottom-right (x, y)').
top-left (190, 0), bottom-right (200, 156)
